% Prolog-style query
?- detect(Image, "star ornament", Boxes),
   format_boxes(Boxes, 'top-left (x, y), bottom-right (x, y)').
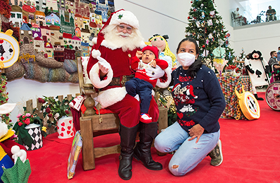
top-left (118, 14), bottom-right (123, 19)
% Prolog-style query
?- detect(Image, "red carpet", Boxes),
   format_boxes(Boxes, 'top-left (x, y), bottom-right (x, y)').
top-left (26, 92), bottom-right (280, 183)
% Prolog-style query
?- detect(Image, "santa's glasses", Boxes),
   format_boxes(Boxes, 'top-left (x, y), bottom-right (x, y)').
top-left (117, 24), bottom-right (133, 32)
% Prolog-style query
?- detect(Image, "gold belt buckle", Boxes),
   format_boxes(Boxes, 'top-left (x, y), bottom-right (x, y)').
top-left (121, 75), bottom-right (127, 86)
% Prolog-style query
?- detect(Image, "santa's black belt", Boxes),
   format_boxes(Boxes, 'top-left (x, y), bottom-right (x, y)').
top-left (109, 75), bottom-right (134, 86)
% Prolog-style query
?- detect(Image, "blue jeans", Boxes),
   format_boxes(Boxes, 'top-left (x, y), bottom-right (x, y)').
top-left (154, 122), bottom-right (220, 176)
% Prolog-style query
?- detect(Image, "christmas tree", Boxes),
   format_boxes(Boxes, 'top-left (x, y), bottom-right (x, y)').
top-left (185, 0), bottom-right (234, 69)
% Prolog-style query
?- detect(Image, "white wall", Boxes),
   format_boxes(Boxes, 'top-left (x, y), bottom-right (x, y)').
top-left (6, 78), bottom-right (80, 123)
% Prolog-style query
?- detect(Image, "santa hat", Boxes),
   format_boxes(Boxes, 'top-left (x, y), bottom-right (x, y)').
top-left (142, 46), bottom-right (159, 59)
top-left (109, 10), bottom-right (139, 29)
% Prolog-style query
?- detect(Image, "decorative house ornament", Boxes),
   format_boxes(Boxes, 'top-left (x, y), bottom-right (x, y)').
top-left (0, 30), bottom-right (20, 68)
top-left (46, 13), bottom-right (60, 26)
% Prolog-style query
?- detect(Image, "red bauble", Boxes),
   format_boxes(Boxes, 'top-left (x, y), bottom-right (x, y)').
top-left (202, 45), bottom-right (205, 48)
top-left (188, 16), bottom-right (190, 19)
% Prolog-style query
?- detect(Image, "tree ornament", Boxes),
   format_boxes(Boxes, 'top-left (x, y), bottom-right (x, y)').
top-left (210, 11), bottom-right (215, 18)
top-left (207, 19), bottom-right (213, 26)
top-left (201, 12), bottom-right (205, 19)
top-left (202, 45), bottom-right (205, 48)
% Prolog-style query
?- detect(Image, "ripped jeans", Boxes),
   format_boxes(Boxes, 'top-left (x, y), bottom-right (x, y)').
top-left (154, 122), bottom-right (220, 176)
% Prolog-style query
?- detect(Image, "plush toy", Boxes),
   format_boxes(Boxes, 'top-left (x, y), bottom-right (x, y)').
top-left (11, 145), bottom-right (27, 164)
top-left (148, 34), bottom-right (176, 71)
top-left (0, 124), bottom-right (14, 180)
top-left (0, 123), bottom-right (26, 158)
top-left (0, 103), bottom-right (26, 159)
top-left (245, 50), bottom-right (269, 100)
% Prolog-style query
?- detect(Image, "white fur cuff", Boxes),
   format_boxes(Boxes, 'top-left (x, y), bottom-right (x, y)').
top-left (89, 62), bottom-right (113, 89)
top-left (156, 68), bottom-right (171, 88)
top-left (95, 87), bottom-right (127, 108)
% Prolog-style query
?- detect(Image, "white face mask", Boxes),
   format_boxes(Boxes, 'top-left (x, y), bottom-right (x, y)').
top-left (177, 52), bottom-right (196, 67)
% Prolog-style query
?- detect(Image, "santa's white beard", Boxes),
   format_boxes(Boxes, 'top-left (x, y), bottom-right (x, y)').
top-left (102, 25), bottom-right (144, 52)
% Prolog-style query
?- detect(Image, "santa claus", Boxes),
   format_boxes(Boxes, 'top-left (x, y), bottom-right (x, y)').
top-left (86, 9), bottom-right (170, 180)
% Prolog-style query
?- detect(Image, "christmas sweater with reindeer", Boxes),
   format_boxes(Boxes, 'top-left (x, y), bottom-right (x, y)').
top-left (171, 65), bottom-right (225, 134)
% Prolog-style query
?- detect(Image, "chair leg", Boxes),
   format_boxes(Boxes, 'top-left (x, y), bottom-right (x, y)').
top-left (80, 117), bottom-right (95, 170)
top-left (158, 106), bottom-right (168, 132)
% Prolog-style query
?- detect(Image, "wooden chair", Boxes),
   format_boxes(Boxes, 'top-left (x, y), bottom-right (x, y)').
top-left (76, 57), bottom-right (168, 170)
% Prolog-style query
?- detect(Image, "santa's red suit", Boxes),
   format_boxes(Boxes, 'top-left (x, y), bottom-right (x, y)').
top-left (85, 9), bottom-right (170, 180)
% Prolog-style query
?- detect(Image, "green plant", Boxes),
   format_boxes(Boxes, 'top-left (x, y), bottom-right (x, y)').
top-left (13, 112), bottom-right (46, 148)
top-left (39, 96), bottom-right (73, 129)
top-left (0, 74), bottom-right (12, 128)
top-left (157, 88), bottom-right (177, 126)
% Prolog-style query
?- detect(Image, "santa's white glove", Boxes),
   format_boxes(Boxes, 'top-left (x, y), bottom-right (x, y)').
top-left (97, 56), bottom-right (110, 75)
top-left (146, 65), bottom-right (165, 80)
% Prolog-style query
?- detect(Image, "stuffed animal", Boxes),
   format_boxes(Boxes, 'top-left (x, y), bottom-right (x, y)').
top-left (0, 123), bottom-right (26, 160)
top-left (11, 145), bottom-right (27, 164)
top-left (245, 50), bottom-right (269, 100)
top-left (0, 103), bottom-right (26, 160)
top-left (0, 124), bottom-right (14, 180)
top-left (0, 122), bottom-right (26, 180)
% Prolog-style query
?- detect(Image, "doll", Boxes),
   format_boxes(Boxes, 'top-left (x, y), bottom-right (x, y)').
top-left (245, 50), bottom-right (269, 100)
top-left (148, 34), bottom-right (176, 71)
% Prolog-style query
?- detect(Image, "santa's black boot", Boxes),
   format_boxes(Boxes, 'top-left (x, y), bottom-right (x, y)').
top-left (254, 94), bottom-right (264, 100)
top-left (118, 124), bottom-right (139, 180)
top-left (133, 122), bottom-right (163, 170)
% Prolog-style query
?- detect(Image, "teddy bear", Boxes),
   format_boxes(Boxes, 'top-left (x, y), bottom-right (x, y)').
top-left (245, 50), bottom-right (270, 100)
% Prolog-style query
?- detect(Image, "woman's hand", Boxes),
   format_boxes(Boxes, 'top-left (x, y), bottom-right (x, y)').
top-left (188, 124), bottom-right (204, 143)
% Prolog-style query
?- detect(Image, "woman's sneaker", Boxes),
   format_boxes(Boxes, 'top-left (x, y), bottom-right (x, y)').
top-left (208, 139), bottom-right (223, 166)
top-left (140, 113), bottom-right (152, 123)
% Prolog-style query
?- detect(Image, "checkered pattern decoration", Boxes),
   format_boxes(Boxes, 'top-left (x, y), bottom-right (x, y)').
top-left (24, 126), bottom-right (43, 151)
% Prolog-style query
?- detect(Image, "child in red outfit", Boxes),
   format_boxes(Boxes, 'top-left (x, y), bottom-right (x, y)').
top-left (125, 46), bottom-right (168, 123)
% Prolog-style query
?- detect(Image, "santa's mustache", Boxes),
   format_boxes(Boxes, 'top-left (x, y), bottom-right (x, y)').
top-left (116, 32), bottom-right (131, 38)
